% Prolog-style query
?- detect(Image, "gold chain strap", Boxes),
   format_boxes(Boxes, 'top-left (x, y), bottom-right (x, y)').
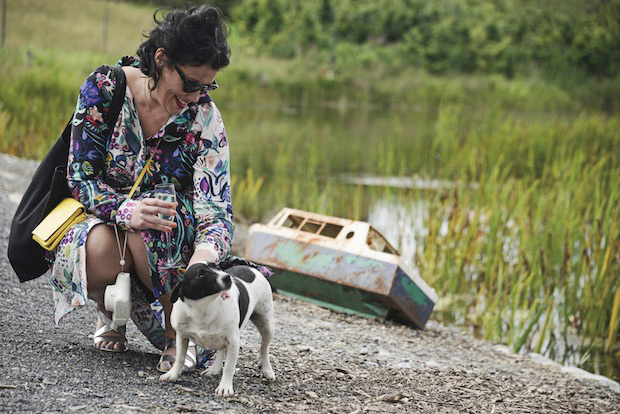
top-left (128, 139), bottom-right (161, 199)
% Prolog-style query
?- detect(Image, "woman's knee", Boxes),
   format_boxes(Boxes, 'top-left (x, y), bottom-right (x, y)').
top-left (85, 224), bottom-right (134, 300)
top-left (126, 231), bottom-right (152, 289)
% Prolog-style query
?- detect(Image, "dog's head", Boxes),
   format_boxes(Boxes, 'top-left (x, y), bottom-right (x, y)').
top-left (171, 262), bottom-right (232, 303)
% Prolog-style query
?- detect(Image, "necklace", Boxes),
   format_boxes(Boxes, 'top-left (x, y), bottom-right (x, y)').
top-left (143, 76), bottom-right (153, 113)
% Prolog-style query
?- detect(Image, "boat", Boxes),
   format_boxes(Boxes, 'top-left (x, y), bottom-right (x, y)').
top-left (244, 208), bottom-right (438, 328)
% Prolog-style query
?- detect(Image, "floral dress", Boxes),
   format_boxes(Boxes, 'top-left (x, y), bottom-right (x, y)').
top-left (47, 57), bottom-right (235, 349)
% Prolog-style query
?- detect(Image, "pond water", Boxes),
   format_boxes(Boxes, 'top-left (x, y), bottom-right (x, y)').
top-left (366, 195), bottom-right (620, 382)
top-left (223, 102), bottom-right (619, 383)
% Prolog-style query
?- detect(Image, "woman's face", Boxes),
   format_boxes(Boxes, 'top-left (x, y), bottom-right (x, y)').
top-left (153, 50), bottom-right (218, 116)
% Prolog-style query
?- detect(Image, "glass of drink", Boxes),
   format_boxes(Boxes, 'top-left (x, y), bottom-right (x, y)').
top-left (155, 183), bottom-right (177, 269)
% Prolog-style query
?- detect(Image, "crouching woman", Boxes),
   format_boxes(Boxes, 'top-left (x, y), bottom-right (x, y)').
top-left (48, 5), bottom-right (248, 373)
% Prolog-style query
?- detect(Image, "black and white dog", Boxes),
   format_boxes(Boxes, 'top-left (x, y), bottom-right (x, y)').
top-left (159, 262), bottom-right (275, 396)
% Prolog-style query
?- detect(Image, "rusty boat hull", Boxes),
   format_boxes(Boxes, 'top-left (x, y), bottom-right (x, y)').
top-left (244, 208), bottom-right (438, 328)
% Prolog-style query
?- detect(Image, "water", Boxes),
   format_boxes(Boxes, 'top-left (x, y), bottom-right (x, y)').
top-left (366, 195), bottom-right (620, 382)
top-left (155, 192), bottom-right (175, 221)
top-left (154, 185), bottom-right (177, 268)
top-left (222, 102), bottom-right (619, 382)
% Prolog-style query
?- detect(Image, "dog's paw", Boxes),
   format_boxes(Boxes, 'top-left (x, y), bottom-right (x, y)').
top-left (261, 366), bottom-right (276, 381)
top-left (215, 383), bottom-right (234, 397)
top-left (159, 372), bottom-right (179, 383)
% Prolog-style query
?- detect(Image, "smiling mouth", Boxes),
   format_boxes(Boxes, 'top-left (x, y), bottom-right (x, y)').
top-left (174, 96), bottom-right (188, 110)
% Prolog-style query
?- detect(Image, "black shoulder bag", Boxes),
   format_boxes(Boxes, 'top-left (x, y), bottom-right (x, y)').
top-left (8, 66), bottom-right (127, 283)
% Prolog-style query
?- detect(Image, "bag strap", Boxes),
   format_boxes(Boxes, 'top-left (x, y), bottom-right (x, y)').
top-left (114, 139), bottom-right (161, 273)
top-left (108, 66), bottom-right (127, 132)
top-left (128, 139), bottom-right (161, 199)
top-left (60, 66), bottom-right (127, 148)
top-left (111, 65), bottom-right (163, 200)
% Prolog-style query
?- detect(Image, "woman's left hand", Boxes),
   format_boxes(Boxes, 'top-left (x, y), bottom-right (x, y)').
top-left (129, 198), bottom-right (178, 232)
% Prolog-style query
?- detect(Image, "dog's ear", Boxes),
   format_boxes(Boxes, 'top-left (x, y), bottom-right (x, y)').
top-left (171, 281), bottom-right (183, 303)
top-left (208, 262), bottom-right (222, 272)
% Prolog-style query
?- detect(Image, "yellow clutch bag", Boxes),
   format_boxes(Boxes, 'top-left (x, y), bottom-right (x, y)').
top-left (32, 197), bottom-right (86, 251)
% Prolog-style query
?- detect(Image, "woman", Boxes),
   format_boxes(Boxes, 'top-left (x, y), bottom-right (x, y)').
top-left (49, 5), bottom-right (237, 372)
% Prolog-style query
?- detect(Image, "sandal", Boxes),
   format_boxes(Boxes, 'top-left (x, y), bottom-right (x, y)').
top-left (157, 338), bottom-right (197, 373)
top-left (93, 318), bottom-right (128, 353)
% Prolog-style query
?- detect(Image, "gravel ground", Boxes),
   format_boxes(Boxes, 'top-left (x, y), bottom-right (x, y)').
top-left (0, 153), bottom-right (619, 414)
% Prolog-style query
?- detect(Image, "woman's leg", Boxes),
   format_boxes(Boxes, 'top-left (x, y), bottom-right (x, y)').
top-left (125, 232), bottom-right (175, 339)
top-left (126, 232), bottom-right (195, 371)
top-left (85, 224), bottom-right (134, 352)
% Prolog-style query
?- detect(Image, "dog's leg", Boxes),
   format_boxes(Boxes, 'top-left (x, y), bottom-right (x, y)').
top-left (215, 337), bottom-right (239, 396)
top-left (251, 307), bottom-right (276, 380)
top-left (159, 336), bottom-right (189, 383)
top-left (201, 349), bottom-right (225, 377)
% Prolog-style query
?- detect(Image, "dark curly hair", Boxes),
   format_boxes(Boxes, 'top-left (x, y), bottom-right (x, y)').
top-left (136, 4), bottom-right (230, 89)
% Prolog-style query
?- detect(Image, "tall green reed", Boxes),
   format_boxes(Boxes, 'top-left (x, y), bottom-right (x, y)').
top-left (225, 98), bottom-right (620, 364)
top-left (1, 10), bottom-right (618, 366)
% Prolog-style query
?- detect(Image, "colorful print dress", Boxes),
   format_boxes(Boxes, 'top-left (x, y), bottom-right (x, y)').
top-left (48, 57), bottom-right (233, 349)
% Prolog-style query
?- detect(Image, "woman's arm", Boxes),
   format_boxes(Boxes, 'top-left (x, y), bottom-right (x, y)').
top-left (67, 66), bottom-right (137, 230)
top-left (189, 102), bottom-right (234, 266)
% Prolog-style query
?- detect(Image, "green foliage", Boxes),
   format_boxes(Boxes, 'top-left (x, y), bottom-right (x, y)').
top-left (121, 0), bottom-right (241, 18)
top-left (2, 0), bottom-right (619, 372)
top-left (0, 47), bottom-right (109, 158)
top-left (232, 0), bottom-right (620, 77)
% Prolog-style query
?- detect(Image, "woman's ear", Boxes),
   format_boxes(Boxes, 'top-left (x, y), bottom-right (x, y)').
top-left (154, 48), bottom-right (168, 68)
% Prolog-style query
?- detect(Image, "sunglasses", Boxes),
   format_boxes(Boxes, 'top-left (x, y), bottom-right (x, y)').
top-left (172, 62), bottom-right (218, 94)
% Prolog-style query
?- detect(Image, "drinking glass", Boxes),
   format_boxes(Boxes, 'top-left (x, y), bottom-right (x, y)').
top-left (155, 183), bottom-right (177, 269)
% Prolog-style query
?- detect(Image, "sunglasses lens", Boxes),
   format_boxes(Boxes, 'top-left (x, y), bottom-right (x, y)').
top-left (184, 81), bottom-right (202, 93)
top-left (172, 60), bottom-right (215, 94)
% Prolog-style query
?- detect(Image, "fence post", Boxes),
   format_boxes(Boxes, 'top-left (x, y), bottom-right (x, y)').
top-left (102, 0), bottom-right (109, 53)
top-left (1, 0), bottom-right (7, 48)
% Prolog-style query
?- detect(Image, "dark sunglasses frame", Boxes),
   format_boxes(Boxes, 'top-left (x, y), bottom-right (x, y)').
top-left (172, 62), bottom-right (218, 94)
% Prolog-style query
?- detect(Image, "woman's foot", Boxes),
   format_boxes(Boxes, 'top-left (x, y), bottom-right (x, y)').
top-left (157, 338), bottom-right (197, 373)
top-left (93, 317), bottom-right (127, 352)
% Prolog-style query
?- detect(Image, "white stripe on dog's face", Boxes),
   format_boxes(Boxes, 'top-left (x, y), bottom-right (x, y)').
top-left (215, 268), bottom-right (232, 290)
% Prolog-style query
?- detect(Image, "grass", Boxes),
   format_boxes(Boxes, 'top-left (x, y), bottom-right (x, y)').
top-left (1, 0), bottom-right (619, 377)
top-left (221, 103), bottom-right (620, 374)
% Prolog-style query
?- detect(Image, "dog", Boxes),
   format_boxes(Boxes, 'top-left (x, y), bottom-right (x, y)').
top-left (159, 262), bottom-right (275, 396)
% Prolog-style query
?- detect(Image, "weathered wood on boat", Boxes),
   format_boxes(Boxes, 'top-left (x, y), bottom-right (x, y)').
top-left (245, 208), bottom-right (438, 328)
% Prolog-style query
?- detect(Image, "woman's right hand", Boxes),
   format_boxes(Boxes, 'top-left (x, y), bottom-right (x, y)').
top-left (129, 198), bottom-right (178, 232)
